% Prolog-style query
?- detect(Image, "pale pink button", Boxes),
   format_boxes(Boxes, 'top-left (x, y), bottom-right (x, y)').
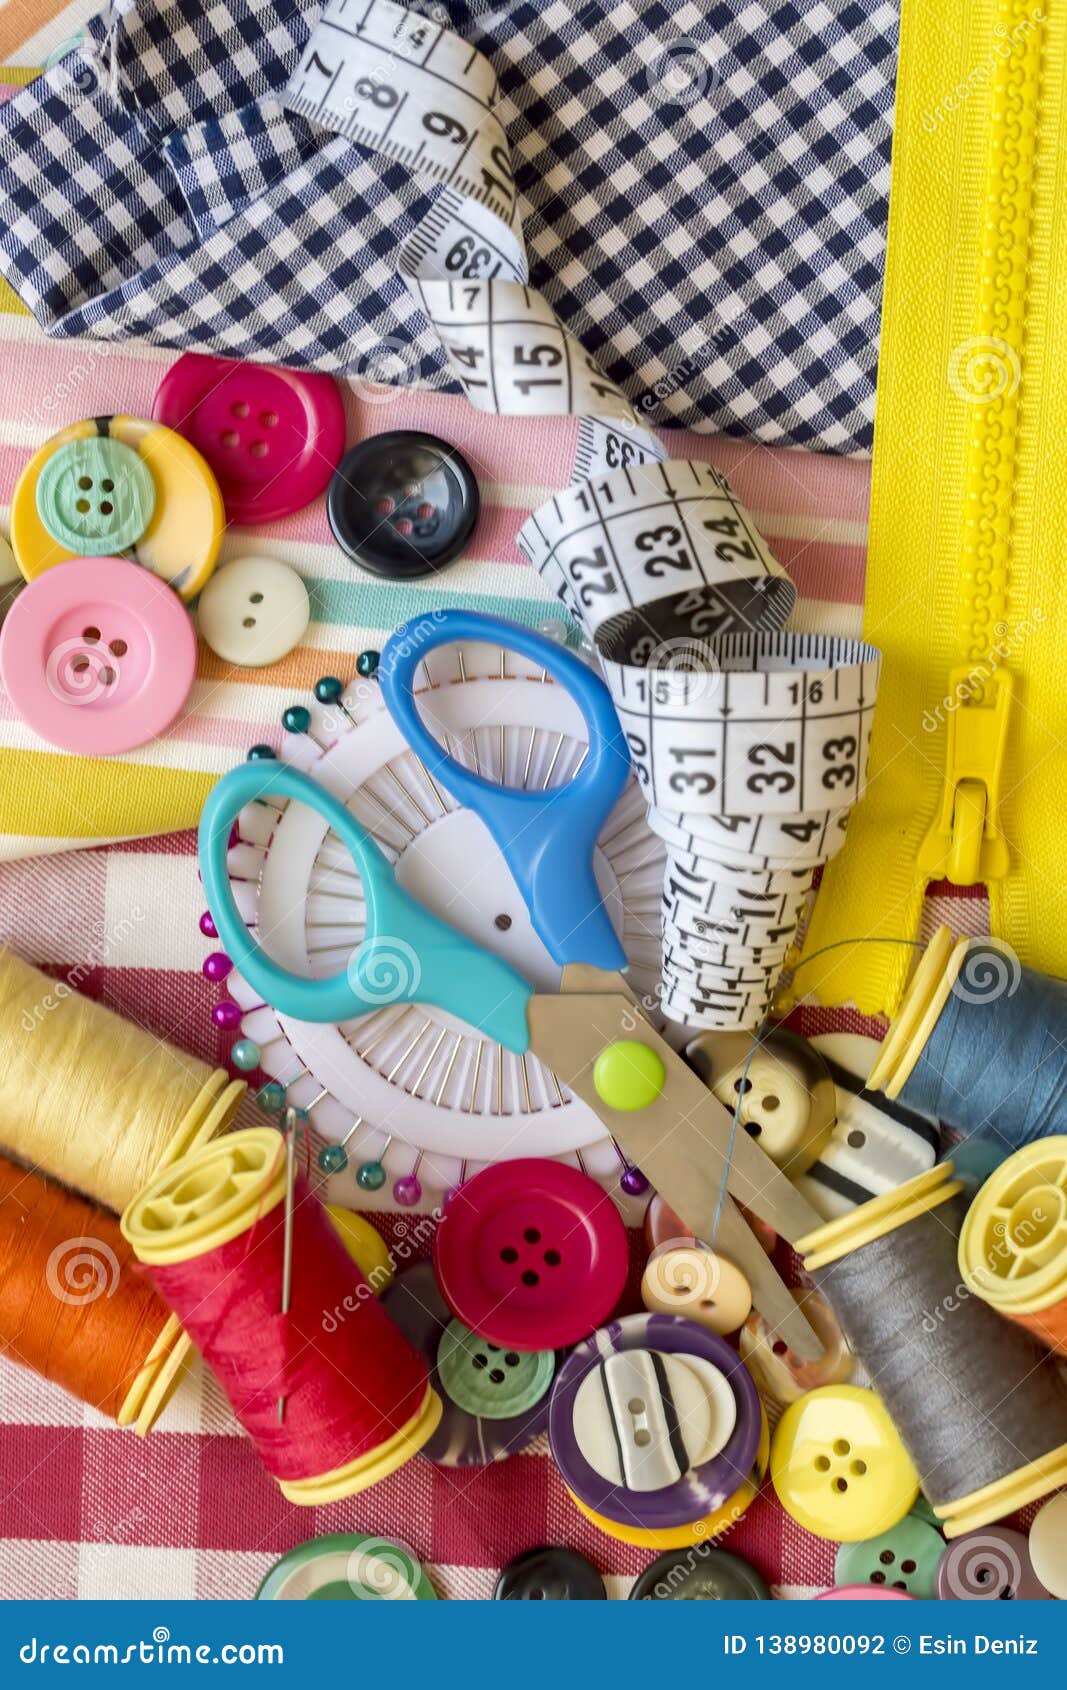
top-left (152, 353), bottom-right (346, 525)
top-left (0, 555), bottom-right (196, 755)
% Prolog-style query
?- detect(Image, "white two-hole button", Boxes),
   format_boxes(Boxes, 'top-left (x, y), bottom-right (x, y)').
top-left (572, 1348), bottom-right (736, 1491)
top-left (196, 555), bottom-right (310, 667)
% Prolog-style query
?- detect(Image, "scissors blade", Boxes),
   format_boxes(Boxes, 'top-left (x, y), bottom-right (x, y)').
top-left (712, 1199), bottom-right (821, 1361)
top-left (526, 992), bottom-right (823, 1245)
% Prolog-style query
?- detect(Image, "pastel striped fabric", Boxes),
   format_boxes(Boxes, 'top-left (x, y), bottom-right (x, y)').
top-left (0, 326), bottom-right (871, 859)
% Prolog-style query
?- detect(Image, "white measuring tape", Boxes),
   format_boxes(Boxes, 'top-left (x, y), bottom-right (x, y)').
top-left (286, 0), bottom-right (881, 1028)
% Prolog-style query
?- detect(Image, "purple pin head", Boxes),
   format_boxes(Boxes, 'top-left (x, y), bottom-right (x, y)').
top-left (393, 1174), bottom-right (422, 1207)
top-left (202, 952), bottom-right (233, 984)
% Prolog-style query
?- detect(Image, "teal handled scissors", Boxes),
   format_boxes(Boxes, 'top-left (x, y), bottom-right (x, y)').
top-left (199, 611), bottom-right (824, 1354)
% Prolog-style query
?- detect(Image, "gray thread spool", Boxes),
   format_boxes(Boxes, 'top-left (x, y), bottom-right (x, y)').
top-left (801, 1167), bottom-right (1067, 1523)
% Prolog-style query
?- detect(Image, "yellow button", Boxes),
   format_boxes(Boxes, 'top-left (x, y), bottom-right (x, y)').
top-left (11, 416), bottom-right (224, 601)
top-left (327, 1206), bottom-right (394, 1294)
top-left (641, 1247), bottom-right (752, 1335)
top-left (593, 1040), bottom-right (666, 1111)
top-left (770, 1384), bottom-right (919, 1542)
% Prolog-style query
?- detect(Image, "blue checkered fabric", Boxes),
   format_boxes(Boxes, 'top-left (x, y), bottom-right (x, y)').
top-left (0, 0), bottom-right (899, 453)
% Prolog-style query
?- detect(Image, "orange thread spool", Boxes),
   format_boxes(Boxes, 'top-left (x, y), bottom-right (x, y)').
top-left (0, 1151), bottom-right (187, 1426)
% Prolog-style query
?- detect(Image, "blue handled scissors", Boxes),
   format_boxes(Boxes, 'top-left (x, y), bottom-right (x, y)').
top-left (199, 611), bottom-right (822, 1330)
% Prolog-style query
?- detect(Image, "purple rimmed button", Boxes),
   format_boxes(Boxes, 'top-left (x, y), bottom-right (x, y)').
top-left (548, 1311), bottom-right (762, 1532)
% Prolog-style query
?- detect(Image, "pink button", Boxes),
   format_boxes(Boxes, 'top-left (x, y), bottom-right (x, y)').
top-left (152, 354), bottom-right (346, 525)
top-left (433, 1159), bottom-right (629, 1351)
top-left (816, 1586), bottom-right (915, 1600)
top-left (0, 555), bottom-right (196, 755)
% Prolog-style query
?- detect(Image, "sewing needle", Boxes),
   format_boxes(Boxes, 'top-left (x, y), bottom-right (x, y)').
top-left (277, 1106), bottom-right (298, 1424)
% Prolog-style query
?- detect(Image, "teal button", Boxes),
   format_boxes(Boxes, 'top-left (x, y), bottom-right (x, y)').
top-left (834, 1511), bottom-right (944, 1598)
top-left (437, 1319), bottom-right (554, 1419)
top-left (36, 438), bottom-right (156, 555)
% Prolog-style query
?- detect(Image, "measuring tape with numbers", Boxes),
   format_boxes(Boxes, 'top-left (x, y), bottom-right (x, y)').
top-left (286, 0), bottom-right (881, 1029)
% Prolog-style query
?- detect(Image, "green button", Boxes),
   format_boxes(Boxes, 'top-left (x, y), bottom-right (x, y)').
top-left (36, 438), bottom-right (156, 555)
top-left (593, 1039), bottom-right (666, 1111)
top-left (436, 1319), bottom-right (554, 1419)
top-left (834, 1511), bottom-right (944, 1598)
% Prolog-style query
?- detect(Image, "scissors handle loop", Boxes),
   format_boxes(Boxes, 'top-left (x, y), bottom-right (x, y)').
top-left (199, 761), bottom-right (533, 1048)
top-left (379, 610), bottom-right (630, 970)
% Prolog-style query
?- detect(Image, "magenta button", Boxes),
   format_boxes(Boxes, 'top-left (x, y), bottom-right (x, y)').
top-left (433, 1158), bottom-right (628, 1351)
top-left (0, 555), bottom-right (196, 755)
top-left (152, 353), bottom-right (346, 525)
top-left (816, 1586), bottom-right (914, 1600)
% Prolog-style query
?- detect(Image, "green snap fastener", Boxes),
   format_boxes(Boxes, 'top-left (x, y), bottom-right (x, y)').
top-left (436, 1319), bottom-right (554, 1419)
top-left (36, 438), bottom-right (156, 556)
top-left (593, 1040), bottom-right (666, 1111)
top-left (834, 1511), bottom-right (944, 1598)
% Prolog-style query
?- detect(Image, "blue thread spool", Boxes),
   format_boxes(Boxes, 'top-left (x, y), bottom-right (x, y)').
top-left (869, 927), bottom-right (1067, 1150)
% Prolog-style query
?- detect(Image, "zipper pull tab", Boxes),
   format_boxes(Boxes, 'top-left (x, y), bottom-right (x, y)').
top-left (918, 667), bottom-right (1013, 886)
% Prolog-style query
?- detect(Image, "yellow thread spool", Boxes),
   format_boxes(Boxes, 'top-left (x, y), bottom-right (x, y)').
top-left (798, 1164), bottom-right (1067, 1537)
top-left (959, 1137), bottom-right (1067, 1350)
top-left (0, 948), bottom-right (244, 1213)
top-left (0, 949), bottom-right (243, 1430)
top-left (866, 926), bottom-right (964, 1098)
top-left (122, 1129), bottom-right (442, 1499)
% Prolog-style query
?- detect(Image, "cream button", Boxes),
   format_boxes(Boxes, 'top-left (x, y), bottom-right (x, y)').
top-left (1027, 1490), bottom-right (1067, 1597)
top-left (685, 1027), bottom-right (836, 1176)
top-left (641, 1246), bottom-right (752, 1335)
top-left (196, 556), bottom-right (310, 667)
top-left (572, 1348), bottom-right (736, 1491)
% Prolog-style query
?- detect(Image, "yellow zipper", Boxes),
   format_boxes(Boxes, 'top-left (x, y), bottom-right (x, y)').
top-left (792, 0), bottom-right (1067, 1016)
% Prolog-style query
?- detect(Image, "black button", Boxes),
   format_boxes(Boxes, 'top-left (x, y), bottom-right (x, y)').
top-left (327, 431), bottom-right (479, 579)
top-left (494, 1546), bottom-right (606, 1600)
top-left (629, 1545), bottom-right (770, 1600)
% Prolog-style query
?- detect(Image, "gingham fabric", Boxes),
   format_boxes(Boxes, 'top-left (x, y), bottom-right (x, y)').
top-left (0, 0), bottom-right (899, 453)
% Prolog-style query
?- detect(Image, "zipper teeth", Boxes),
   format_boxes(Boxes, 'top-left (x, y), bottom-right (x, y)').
top-left (955, 0), bottom-right (1045, 681)
top-left (994, 0), bottom-right (1064, 958)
